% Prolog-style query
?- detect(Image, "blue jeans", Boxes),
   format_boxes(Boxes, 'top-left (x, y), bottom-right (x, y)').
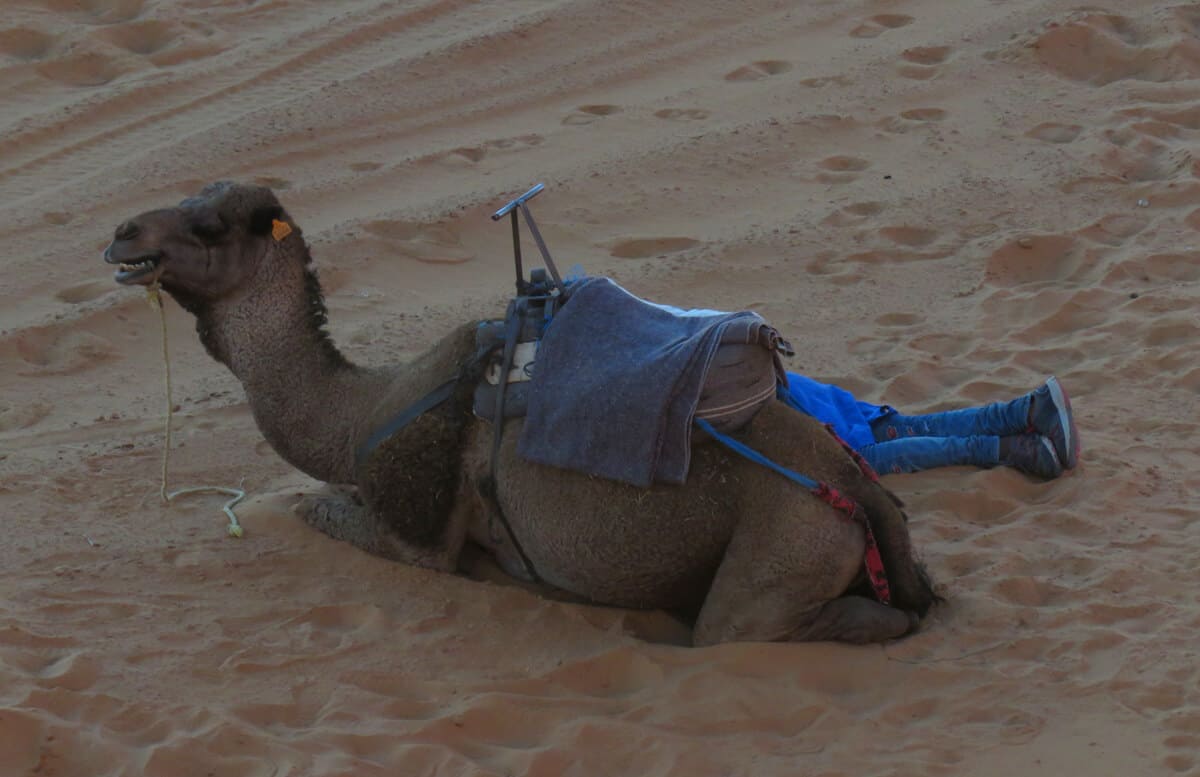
top-left (859, 398), bottom-right (1031, 475)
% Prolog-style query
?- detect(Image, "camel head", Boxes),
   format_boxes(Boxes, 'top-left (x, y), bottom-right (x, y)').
top-left (103, 181), bottom-right (298, 307)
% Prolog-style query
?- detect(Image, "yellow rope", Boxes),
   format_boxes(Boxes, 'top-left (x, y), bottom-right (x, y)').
top-left (147, 283), bottom-right (246, 538)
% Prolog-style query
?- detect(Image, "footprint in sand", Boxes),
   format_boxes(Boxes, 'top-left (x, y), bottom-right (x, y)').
top-left (879, 108), bottom-right (948, 134)
top-left (819, 156), bottom-right (871, 172)
top-left (609, 237), bottom-right (699, 259)
top-left (434, 146), bottom-right (485, 167)
top-left (432, 134), bottom-right (543, 166)
top-left (0, 401), bottom-right (54, 433)
top-left (654, 108), bottom-right (710, 121)
top-left (879, 225), bottom-right (939, 247)
top-left (984, 234), bottom-right (1082, 287)
top-left (902, 45), bottom-right (952, 66)
top-left (723, 60), bottom-right (791, 82)
top-left (56, 280), bottom-right (112, 304)
top-left (850, 14), bottom-right (914, 39)
top-left (0, 28), bottom-right (54, 60)
top-left (822, 201), bottom-right (885, 227)
top-left (563, 104), bottom-right (622, 125)
top-left (816, 155), bottom-right (871, 184)
top-left (898, 45), bottom-right (952, 80)
top-left (800, 75), bottom-right (850, 88)
top-left (875, 312), bottom-right (923, 327)
top-left (253, 176), bottom-right (291, 190)
top-left (1026, 122), bottom-right (1083, 143)
top-left (363, 220), bottom-right (473, 264)
top-left (13, 328), bottom-right (118, 375)
top-left (900, 107), bottom-right (947, 122)
top-left (96, 19), bottom-right (175, 55)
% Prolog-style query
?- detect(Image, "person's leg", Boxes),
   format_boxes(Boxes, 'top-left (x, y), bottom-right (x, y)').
top-left (861, 434), bottom-right (1063, 478)
top-left (860, 436), bottom-right (999, 475)
top-left (870, 377), bottom-right (1079, 469)
top-left (870, 402), bottom-right (1026, 442)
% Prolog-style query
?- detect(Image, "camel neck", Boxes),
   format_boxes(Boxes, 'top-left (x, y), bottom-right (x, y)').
top-left (202, 264), bottom-right (385, 484)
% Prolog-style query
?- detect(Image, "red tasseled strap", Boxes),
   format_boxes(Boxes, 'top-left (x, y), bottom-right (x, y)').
top-left (823, 423), bottom-right (881, 483)
top-left (813, 483), bottom-right (892, 606)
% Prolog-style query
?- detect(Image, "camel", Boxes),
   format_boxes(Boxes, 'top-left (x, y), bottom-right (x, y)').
top-left (103, 182), bottom-right (937, 645)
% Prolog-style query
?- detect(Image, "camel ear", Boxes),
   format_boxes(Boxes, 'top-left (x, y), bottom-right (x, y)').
top-left (248, 205), bottom-right (284, 236)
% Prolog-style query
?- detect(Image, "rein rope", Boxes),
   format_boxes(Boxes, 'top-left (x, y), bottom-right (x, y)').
top-left (147, 282), bottom-right (247, 538)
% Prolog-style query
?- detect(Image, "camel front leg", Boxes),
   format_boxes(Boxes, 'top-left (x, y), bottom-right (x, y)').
top-left (294, 480), bottom-right (473, 573)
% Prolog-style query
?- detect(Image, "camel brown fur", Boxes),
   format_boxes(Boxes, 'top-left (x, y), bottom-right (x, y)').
top-left (104, 182), bottom-right (938, 645)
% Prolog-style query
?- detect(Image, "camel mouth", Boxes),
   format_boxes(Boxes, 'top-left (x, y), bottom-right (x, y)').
top-left (105, 248), bottom-right (163, 285)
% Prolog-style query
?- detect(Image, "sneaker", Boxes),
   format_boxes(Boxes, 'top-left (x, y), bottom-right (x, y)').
top-left (1027, 376), bottom-right (1079, 470)
top-left (1001, 434), bottom-right (1064, 480)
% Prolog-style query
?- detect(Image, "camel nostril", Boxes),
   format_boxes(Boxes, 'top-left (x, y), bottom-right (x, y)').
top-left (114, 221), bottom-right (139, 241)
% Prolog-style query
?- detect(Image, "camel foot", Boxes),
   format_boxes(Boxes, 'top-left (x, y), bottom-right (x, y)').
top-left (293, 490), bottom-right (460, 572)
top-left (787, 596), bottom-right (918, 644)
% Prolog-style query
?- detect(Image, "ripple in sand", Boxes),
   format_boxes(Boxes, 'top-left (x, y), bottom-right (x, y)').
top-left (0, 709), bottom-right (44, 773)
top-left (1078, 213), bottom-right (1148, 246)
top-left (0, 28), bottom-right (54, 60)
top-left (37, 653), bottom-right (100, 691)
top-left (0, 401), bottom-right (54, 432)
top-left (1032, 12), bottom-right (1200, 85)
top-left (37, 51), bottom-right (121, 86)
top-left (39, 0), bottom-right (145, 24)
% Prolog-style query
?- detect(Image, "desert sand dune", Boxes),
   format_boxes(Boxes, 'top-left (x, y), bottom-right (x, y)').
top-left (2, 0), bottom-right (1199, 774)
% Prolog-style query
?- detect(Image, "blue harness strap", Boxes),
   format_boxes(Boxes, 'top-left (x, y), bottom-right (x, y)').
top-left (694, 418), bottom-right (819, 490)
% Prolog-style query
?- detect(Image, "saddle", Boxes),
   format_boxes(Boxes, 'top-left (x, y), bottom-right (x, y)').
top-left (471, 302), bottom-right (785, 438)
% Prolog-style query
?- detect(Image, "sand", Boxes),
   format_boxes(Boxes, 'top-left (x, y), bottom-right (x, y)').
top-left (2, 0), bottom-right (1198, 774)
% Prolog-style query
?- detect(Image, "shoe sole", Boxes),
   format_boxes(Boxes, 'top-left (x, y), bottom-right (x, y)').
top-left (1039, 435), bottom-right (1064, 478)
top-left (1045, 376), bottom-right (1078, 469)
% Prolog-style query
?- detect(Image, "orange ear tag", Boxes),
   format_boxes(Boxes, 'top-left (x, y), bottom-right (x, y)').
top-left (271, 219), bottom-right (292, 241)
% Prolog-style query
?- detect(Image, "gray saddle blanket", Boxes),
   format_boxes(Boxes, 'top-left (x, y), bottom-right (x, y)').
top-left (514, 277), bottom-right (790, 487)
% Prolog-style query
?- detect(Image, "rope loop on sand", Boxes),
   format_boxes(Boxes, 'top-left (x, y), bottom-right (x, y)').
top-left (147, 283), bottom-right (246, 538)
